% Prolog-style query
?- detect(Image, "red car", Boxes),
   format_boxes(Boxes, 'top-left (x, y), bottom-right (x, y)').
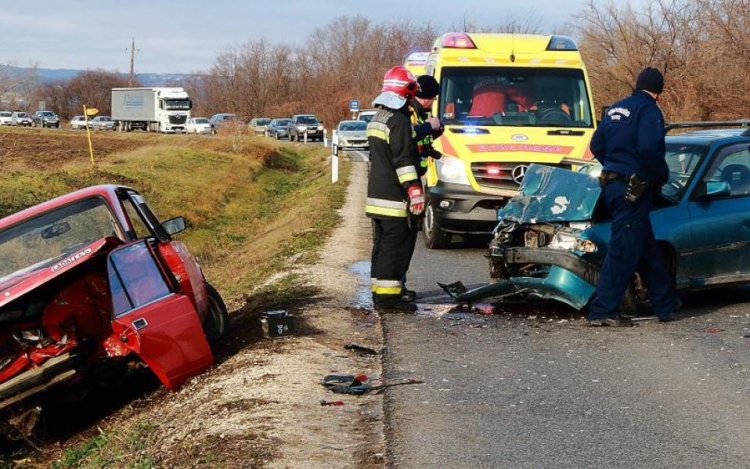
top-left (0, 185), bottom-right (229, 435)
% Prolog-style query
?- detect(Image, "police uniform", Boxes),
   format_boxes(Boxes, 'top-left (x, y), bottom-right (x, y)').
top-left (367, 103), bottom-right (422, 311)
top-left (587, 67), bottom-right (674, 325)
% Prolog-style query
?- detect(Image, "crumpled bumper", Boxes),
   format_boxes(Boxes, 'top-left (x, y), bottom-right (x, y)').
top-left (440, 265), bottom-right (596, 310)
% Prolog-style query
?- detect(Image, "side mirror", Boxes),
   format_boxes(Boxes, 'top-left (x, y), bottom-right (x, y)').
top-left (162, 216), bottom-right (186, 235)
top-left (694, 180), bottom-right (731, 200)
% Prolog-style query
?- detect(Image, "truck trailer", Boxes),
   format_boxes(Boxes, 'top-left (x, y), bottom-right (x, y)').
top-left (111, 87), bottom-right (192, 133)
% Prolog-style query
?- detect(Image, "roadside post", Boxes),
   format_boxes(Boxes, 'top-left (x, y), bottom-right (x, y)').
top-left (323, 128), bottom-right (327, 147)
top-left (304, 129), bottom-right (307, 144)
top-left (83, 105), bottom-right (99, 166)
top-left (332, 152), bottom-right (339, 183)
top-left (331, 128), bottom-right (339, 183)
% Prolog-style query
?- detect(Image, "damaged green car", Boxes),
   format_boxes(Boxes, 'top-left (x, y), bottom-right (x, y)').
top-left (444, 123), bottom-right (750, 314)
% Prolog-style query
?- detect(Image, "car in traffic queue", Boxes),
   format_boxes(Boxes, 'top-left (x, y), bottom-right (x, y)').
top-left (249, 117), bottom-right (271, 136)
top-left (90, 115), bottom-right (116, 131)
top-left (288, 114), bottom-right (324, 142)
top-left (443, 121), bottom-right (750, 316)
top-left (31, 110), bottom-right (60, 128)
top-left (332, 120), bottom-right (368, 156)
top-left (186, 117), bottom-right (214, 135)
top-left (356, 109), bottom-right (377, 124)
top-left (10, 112), bottom-right (32, 127)
top-left (70, 115), bottom-right (91, 130)
top-left (209, 113), bottom-right (240, 129)
top-left (0, 111), bottom-right (12, 126)
top-left (266, 118), bottom-right (291, 139)
top-left (0, 185), bottom-right (230, 438)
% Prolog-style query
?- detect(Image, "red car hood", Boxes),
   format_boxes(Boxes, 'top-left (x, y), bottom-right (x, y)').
top-left (0, 237), bottom-right (121, 309)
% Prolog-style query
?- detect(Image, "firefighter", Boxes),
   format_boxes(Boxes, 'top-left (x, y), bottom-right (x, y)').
top-left (400, 75), bottom-right (443, 302)
top-left (367, 65), bottom-right (425, 313)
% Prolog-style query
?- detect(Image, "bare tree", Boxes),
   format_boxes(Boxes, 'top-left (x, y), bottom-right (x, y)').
top-left (0, 63), bottom-right (39, 111)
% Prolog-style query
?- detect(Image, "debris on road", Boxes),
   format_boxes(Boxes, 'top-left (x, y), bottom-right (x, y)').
top-left (344, 343), bottom-right (380, 355)
top-left (321, 374), bottom-right (424, 395)
top-left (320, 400), bottom-right (345, 406)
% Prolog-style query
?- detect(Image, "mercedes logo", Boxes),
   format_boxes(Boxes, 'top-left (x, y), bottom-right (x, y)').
top-left (511, 165), bottom-right (528, 184)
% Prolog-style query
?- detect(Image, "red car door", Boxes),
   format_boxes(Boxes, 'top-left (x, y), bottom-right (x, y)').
top-left (108, 241), bottom-right (213, 390)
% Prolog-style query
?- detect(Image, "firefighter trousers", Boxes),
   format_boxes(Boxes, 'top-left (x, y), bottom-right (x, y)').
top-left (371, 217), bottom-right (413, 304)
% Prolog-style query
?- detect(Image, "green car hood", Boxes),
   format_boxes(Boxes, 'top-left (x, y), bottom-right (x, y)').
top-left (499, 164), bottom-right (602, 223)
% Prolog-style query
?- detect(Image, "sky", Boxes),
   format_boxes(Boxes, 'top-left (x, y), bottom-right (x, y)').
top-left (1, 1), bottom-right (609, 75)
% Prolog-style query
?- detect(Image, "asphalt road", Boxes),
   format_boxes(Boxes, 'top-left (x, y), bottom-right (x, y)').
top-left (381, 227), bottom-right (750, 468)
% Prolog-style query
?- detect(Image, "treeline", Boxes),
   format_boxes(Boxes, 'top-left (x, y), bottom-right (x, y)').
top-left (5, 1), bottom-right (750, 125)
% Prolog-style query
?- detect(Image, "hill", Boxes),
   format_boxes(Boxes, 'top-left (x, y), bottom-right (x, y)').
top-left (4, 64), bottom-right (197, 87)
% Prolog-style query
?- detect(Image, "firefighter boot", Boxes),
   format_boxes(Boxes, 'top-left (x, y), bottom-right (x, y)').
top-left (374, 294), bottom-right (418, 313)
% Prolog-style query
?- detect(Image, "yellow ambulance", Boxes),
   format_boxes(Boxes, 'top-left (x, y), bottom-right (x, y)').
top-left (404, 51), bottom-right (430, 76)
top-left (419, 32), bottom-right (596, 248)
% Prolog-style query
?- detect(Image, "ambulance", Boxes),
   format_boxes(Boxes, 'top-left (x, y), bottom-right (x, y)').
top-left (404, 51), bottom-right (430, 76)
top-left (420, 32), bottom-right (597, 248)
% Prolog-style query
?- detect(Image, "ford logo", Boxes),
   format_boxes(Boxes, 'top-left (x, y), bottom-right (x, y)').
top-left (511, 134), bottom-right (528, 142)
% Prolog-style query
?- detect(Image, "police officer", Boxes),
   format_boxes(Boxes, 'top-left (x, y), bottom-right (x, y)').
top-left (367, 65), bottom-right (424, 313)
top-left (587, 67), bottom-right (675, 326)
top-left (400, 75), bottom-right (443, 302)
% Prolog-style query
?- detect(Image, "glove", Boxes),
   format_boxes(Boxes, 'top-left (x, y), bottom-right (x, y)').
top-left (407, 184), bottom-right (425, 216)
top-left (427, 148), bottom-right (442, 160)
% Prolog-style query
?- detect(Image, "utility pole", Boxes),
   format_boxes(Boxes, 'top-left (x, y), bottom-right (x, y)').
top-left (128, 38), bottom-right (136, 87)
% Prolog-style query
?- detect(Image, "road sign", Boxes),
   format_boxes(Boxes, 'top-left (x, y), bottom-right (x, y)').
top-left (349, 99), bottom-right (360, 112)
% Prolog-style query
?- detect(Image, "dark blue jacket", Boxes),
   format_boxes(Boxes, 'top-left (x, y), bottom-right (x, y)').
top-left (590, 91), bottom-right (668, 184)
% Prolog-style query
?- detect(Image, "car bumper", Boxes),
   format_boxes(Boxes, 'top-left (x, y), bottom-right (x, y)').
top-left (483, 245), bottom-right (598, 309)
top-left (427, 181), bottom-right (512, 235)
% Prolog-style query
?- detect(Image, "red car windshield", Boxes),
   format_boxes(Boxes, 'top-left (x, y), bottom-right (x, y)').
top-left (0, 197), bottom-right (118, 280)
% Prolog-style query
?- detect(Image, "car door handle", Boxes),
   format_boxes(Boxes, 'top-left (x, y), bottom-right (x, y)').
top-left (132, 318), bottom-right (149, 330)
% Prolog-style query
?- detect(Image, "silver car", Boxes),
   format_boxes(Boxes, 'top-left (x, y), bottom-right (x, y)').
top-left (10, 111), bottom-right (32, 127)
top-left (90, 116), bottom-right (116, 131)
top-left (332, 120), bottom-right (368, 156)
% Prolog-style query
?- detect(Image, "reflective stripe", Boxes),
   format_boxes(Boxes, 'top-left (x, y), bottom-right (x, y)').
top-left (367, 122), bottom-right (390, 142)
top-left (371, 278), bottom-right (376, 292)
top-left (396, 165), bottom-right (418, 183)
top-left (374, 279), bottom-right (403, 295)
top-left (366, 205), bottom-right (408, 218)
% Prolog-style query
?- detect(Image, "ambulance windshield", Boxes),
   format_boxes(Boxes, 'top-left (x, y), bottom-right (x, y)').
top-left (438, 66), bottom-right (594, 128)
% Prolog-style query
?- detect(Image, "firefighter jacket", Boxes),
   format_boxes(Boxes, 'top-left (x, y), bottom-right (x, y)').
top-left (366, 105), bottom-right (421, 220)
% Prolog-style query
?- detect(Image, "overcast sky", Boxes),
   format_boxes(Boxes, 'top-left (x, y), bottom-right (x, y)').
top-left (2, 1), bottom-right (608, 74)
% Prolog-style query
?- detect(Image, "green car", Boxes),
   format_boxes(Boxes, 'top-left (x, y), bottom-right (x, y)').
top-left (444, 121), bottom-right (750, 315)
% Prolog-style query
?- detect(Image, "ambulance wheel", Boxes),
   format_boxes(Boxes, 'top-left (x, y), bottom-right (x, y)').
top-left (423, 200), bottom-right (451, 249)
top-left (203, 283), bottom-right (231, 348)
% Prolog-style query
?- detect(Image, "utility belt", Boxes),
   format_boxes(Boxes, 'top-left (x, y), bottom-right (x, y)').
top-left (599, 170), bottom-right (652, 204)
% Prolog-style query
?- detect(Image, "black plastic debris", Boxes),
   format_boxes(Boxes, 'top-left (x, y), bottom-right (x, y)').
top-left (344, 343), bottom-right (380, 355)
top-left (322, 374), bottom-right (372, 395)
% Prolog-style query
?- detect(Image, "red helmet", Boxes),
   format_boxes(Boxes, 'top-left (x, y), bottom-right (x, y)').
top-left (381, 65), bottom-right (419, 99)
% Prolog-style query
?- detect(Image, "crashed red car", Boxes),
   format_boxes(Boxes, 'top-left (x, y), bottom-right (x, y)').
top-left (0, 185), bottom-right (229, 435)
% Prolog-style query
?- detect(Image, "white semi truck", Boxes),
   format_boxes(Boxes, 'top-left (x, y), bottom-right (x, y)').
top-left (111, 87), bottom-right (192, 133)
